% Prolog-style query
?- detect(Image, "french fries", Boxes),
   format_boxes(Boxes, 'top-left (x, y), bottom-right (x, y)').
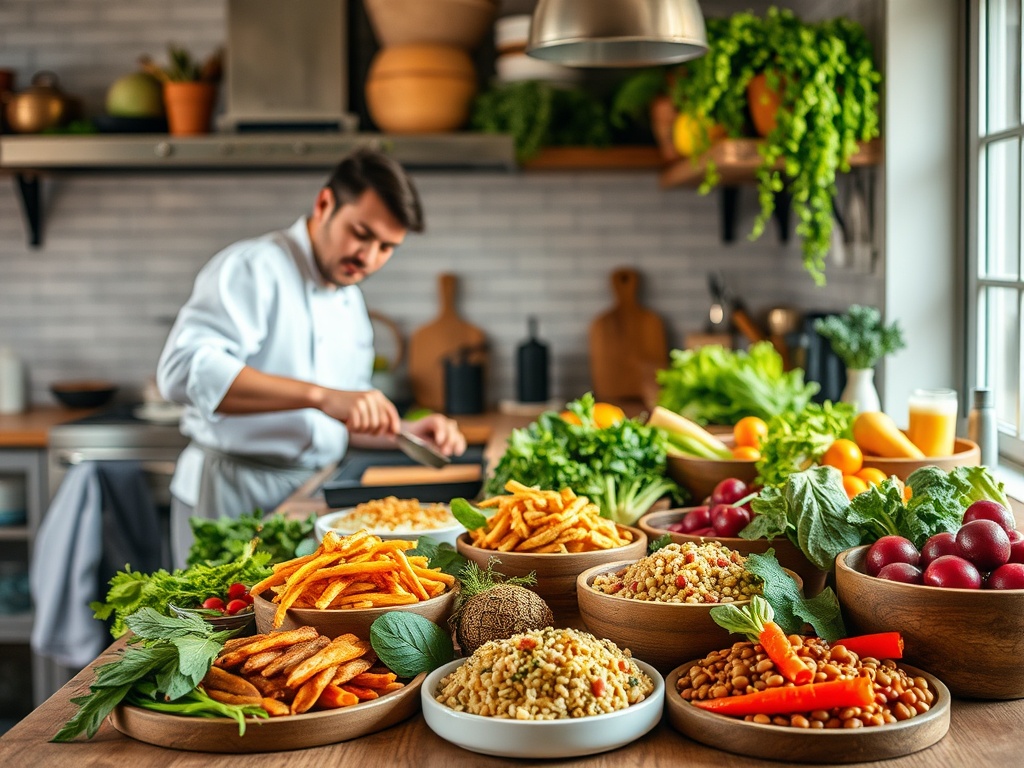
top-left (206, 628), bottom-right (405, 718)
top-left (250, 530), bottom-right (456, 629)
top-left (468, 480), bottom-right (634, 553)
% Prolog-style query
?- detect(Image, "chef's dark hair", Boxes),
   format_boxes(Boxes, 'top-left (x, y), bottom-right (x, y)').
top-left (324, 148), bottom-right (424, 232)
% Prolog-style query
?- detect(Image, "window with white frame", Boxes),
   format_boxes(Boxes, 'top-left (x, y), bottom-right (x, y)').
top-left (969, 0), bottom-right (1024, 464)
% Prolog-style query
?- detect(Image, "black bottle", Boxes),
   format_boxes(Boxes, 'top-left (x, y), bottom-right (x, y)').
top-left (516, 316), bottom-right (549, 403)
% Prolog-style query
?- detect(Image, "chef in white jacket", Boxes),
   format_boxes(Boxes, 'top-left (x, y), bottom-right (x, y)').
top-left (157, 148), bottom-right (466, 567)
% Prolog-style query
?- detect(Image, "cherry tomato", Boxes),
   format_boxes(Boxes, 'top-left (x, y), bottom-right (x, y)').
top-left (224, 598), bottom-right (249, 616)
top-left (733, 416), bottom-right (768, 448)
top-left (202, 596), bottom-right (226, 612)
top-left (226, 582), bottom-right (248, 601)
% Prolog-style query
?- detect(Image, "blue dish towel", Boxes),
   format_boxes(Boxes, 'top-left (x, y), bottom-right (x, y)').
top-left (30, 461), bottom-right (164, 669)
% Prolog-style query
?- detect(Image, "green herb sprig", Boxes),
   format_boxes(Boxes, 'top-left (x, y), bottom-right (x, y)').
top-left (813, 305), bottom-right (906, 370)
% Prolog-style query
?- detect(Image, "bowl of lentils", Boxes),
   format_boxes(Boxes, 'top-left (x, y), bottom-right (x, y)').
top-left (576, 541), bottom-right (799, 672)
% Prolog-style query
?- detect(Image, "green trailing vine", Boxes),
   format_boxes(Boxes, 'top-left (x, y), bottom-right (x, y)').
top-left (669, 8), bottom-right (882, 285)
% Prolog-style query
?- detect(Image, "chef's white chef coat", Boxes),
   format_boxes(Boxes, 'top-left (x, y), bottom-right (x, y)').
top-left (157, 216), bottom-right (375, 506)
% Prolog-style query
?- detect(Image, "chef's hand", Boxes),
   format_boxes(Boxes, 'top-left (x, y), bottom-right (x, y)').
top-left (320, 388), bottom-right (401, 436)
top-left (402, 414), bottom-right (467, 457)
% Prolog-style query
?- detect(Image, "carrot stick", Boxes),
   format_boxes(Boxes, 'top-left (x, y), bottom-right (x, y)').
top-left (691, 675), bottom-right (875, 717)
top-left (834, 632), bottom-right (904, 660)
top-left (709, 596), bottom-right (813, 685)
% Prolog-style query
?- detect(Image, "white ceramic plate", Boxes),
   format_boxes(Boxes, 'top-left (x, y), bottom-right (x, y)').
top-left (314, 505), bottom-right (465, 547)
top-left (421, 658), bottom-right (665, 758)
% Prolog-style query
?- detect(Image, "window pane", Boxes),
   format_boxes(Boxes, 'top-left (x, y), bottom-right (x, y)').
top-left (978, 287), bottom-right (1021, 433)
top-left (983, 137), bottom-right (1021, 279)
top-left (985, 0), bottom-right (1022, 133)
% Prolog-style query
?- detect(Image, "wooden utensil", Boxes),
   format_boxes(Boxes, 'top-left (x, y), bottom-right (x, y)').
top-left (588, 268), bottom-right (668, 407)
top-left (407, 273), bottom-right (486, 412)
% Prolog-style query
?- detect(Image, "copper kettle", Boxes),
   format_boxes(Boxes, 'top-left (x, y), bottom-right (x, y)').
top-left (3, 71), bottom-right (72, 133)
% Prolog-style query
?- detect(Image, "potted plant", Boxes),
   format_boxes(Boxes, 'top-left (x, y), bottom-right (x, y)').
top-left (141, 45), bottom-right (223, 135)
top-left (814, 305), bottom-right (906, 413)
top-left (668, 8), bottom-right (882, 285)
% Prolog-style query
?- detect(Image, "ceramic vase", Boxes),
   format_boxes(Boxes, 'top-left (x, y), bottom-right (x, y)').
top-left (840, 367), bottom-right (880, 413)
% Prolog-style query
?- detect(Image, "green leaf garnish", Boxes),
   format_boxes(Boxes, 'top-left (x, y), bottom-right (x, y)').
top-left (369, 613), bottom-right (454, 678)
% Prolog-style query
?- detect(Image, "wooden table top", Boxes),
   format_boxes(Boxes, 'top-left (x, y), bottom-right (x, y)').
top-left (0, 648), bottom-right (1020, 767)
top-left (0, 405), bottom-right (96, 448)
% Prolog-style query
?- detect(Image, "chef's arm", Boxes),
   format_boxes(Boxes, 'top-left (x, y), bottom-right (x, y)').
top-left (218, 366), bottom-right (401, 436)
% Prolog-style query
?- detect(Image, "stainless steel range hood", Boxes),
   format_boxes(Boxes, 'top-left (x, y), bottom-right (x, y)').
top-left (0, 132), bottom-right (516, 171)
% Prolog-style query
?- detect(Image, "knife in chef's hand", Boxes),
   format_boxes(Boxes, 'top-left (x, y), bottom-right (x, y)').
top-left (396, 431), bottom-right (450, 468)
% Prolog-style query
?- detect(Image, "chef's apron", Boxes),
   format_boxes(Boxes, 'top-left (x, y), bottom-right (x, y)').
top-left (170, 443), bottom-right (315, 566)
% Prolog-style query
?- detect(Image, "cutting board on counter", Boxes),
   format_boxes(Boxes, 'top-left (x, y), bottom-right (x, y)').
top-left (588, 267), bottom-right (668, 407)
top-left (407, 273), bottom-right (486, 412)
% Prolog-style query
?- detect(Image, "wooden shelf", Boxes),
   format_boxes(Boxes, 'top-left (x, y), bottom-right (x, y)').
top-left (522, 146), bottom-right (664, 171)
top-left (658, 137), bottom-right (882, 188)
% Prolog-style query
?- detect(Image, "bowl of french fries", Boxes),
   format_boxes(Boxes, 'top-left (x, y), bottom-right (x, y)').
top-left (250, 529), bottom-right (459, 640)
top-left (314, 497), bottom-right (466, 548)
top-left (455, 481), bottom-right (648, 624)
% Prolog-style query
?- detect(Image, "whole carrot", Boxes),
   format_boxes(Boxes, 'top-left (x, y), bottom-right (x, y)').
top-left (833, 632), bottom-right (904, 660)
top-left (691, 675), bottom-right (875, 717)
top-left (710, 596), bottom-right (813, 685)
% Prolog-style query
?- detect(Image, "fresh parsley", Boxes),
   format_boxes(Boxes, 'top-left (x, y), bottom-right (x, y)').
top-left (187, 508), bottom-right (317, 566)
top-left (648, 533), bottom-right (673, 553)
top-left (369, 613), bottom-right (454, 678)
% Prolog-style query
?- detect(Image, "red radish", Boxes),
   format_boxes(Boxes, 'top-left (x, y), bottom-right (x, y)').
top-left (1007, 529), bottom-right (1024, 564)
top-left (677, 506), bottom-right (712, 533)
top-left (711, 503), bottom-right (752, 537)
top-left (956, 519), bottom-right (1011, 571)
top-left (923, 555), bottom-right (982, 589)
top-left (226, 582), bottom-right (248, 601)
top-left (224, 598), bottom-right (249, 616)
top-left (963, 499), bottom-right (1016, 534)
top-left (986, 563), bottom-right (1024, 590)
top-left (920, 532), bottom-right (959, 568)
top-left (202, 596), bottom-right (226, 612)
top-left (689, 527), bottom-right (715, 536)
top-left (711, 478), bottom-right (749, 506)
top-left (876, 562), bottom-right (923, 584)
top-left (865, 535), bottom-right (920, 577)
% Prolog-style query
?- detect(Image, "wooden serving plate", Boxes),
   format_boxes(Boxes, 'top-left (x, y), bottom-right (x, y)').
top-left (664, 662), bottom-right (950, 763)
top-left (108, 672), bottom-right (426, 753)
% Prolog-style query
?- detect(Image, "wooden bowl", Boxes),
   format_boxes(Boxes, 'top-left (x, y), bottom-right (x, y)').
top-left (455, 526), bottom-right (647, 627)
top-left (364, 0), bottom-right (497, 49)
top-left (664, 660), bottom-right (950, 763)
top-left (836, 545), bottom-right (1024, 699)
top-left (665, 436), bottom-right (758, 504)
top-left (576, 561), bottom-right (802, 673)
top-left (638, 507), bottom-right (829, 597)
top-left (860, 437), bottom-right (980, 480)
top-left (253, 585), bottom-right (458, 639)
top-left (365, 45), bottom-right (477, 134)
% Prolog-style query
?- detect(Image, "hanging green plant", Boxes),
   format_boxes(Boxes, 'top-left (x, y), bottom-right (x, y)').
top-left (668, 8), bottom-right (882, 285)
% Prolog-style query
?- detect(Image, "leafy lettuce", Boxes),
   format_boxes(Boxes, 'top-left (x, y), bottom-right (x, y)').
top-left (655, 341), bottom-right (819, 425)
top-left (755, 401), bottom-right (856, 488)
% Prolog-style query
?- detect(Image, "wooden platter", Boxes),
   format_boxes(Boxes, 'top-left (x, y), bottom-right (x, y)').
top-left (108, 672), bottom-right (426, 753)
top-left (664, 662), bottom-right (950, 763)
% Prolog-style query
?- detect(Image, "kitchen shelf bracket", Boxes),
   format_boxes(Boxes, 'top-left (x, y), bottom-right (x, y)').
top-left (13, 173), bottom-right (43, 247)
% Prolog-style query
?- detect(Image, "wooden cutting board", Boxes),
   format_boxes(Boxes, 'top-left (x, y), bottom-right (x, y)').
top-left (589, 267), bottom-right (668, 406)
top-left (407, 273), bottom-right (486, 412)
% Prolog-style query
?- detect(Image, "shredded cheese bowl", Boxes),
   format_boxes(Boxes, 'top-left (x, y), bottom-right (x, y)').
top-left (314, 498), bottom-right (465, 547)
top-left (422, 628), bottom-right (664, 758)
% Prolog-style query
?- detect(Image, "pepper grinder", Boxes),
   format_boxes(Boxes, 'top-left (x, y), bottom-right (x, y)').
top-left (968, 387), bottom-right (998, 468)
top-left (516, 317), bottom-right (549, 404)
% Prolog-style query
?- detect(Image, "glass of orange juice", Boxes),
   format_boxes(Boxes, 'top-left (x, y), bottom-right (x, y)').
top-left (907, 388), bottom-right (959, 457)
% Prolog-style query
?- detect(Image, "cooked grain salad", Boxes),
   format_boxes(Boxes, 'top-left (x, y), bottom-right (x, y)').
top-left (590, 541), bottom-right (761, 603)
top-left (433, 627), bottom-right (654, 720)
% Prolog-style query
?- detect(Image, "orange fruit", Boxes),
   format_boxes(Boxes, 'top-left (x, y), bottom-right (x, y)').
top-left (593, 402), bottom-right (626, 429)
top-left (842, 474), bottom-right (869, 499)
top-left (855, 467), bottom-right (888, 487)
top-left (821, 438), bottom-right (864, 476)
top-left (733, 416), bottom-right (769, 448)
top-left (731, 445), bottom-right (761, 461)
top-left (560, 410), bottom-right (582, 426)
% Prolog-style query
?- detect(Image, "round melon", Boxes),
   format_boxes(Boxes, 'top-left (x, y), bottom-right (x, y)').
top-left (106, 72), bottom-right (165, 118)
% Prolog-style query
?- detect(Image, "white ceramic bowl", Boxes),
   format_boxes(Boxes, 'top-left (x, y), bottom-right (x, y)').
top-left (313, 505), bottom-right (466, 547)
top-left (421, 658), bottom-right (665, 758)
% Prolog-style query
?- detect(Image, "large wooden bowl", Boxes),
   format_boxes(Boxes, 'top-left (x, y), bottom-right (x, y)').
top-left (638, 507), bottom-right (829, 597)
top-left (253, 586), bottom-right (458, 639)
top-left (576, 561), bottom-right (803, 673)
top-left (664, 661), bottom-right (950, 763)
top-left (836, 545), bottom-right (1024, 699)
top-left (665, 436), bottom-right (758, 504)
top-left (455, 526), bottom-right (647, 627)
top-left (861, 437), bottom-right (980, 480)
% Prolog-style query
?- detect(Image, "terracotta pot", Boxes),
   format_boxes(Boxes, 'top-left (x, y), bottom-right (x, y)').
top-left (364, 0), bottom-right (497, 49)
top-left (747, 71), bottom-right (783, 137)
top-left (163, 81), bottom-right (217, 135)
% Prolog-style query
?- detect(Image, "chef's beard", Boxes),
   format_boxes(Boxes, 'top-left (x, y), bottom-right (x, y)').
top-left (316, 255), bottom-right (367, 288)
